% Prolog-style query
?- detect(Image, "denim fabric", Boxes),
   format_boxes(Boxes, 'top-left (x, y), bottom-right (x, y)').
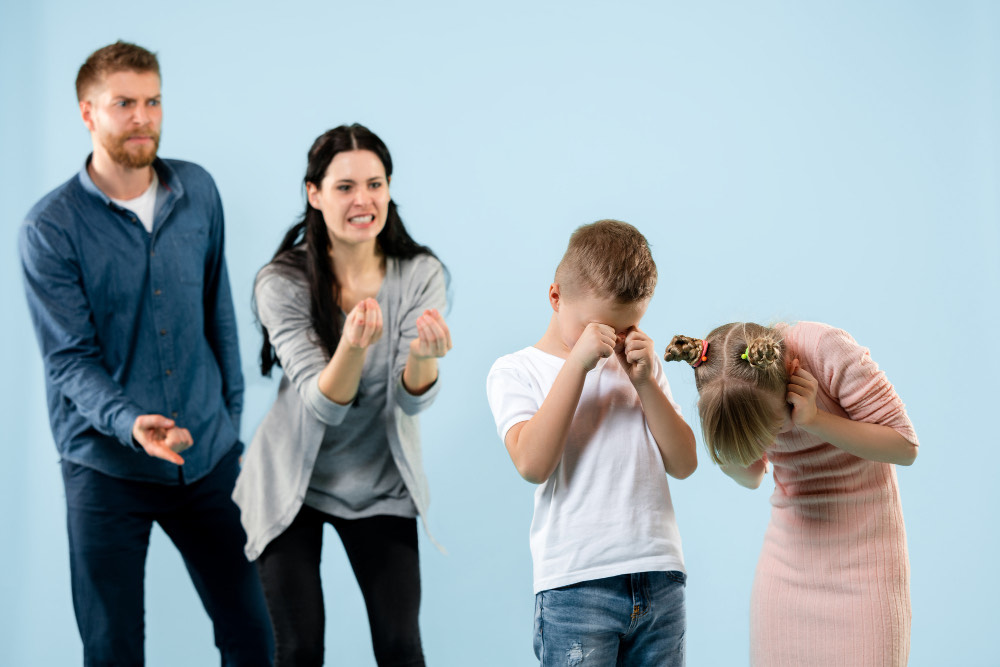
top-left (62, 445), bottom-right (273, 666)
top-left (534, 571), bottom-right (686, 667)
top-left (20, 156), bottom-right (243, 484)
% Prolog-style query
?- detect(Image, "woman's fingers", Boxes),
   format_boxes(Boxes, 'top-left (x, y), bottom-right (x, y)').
top-left (343, 298), bottom-right (384, 348)
top-left (363, 299), bottom-right (379, 341)
top-left (415, 309), bottom-right (452, 357)
top-left (418, 317), bottom-right (444, 351)
top-left (367, 299), bottom-right (384, 345)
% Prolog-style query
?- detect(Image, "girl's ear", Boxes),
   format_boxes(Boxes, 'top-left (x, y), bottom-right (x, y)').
top-left (548, 283), bottom-right (561, 312)
top-left (306, 182), bottom-right (320, 210)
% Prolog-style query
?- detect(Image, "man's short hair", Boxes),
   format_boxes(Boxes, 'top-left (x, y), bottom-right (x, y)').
top-left (76, 41), bottom-right (160, 101)
top-left (554, 219), bottom-right (658, 303)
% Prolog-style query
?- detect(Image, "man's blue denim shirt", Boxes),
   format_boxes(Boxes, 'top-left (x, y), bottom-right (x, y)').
top-left (19, 157), bottom-right (244, 484)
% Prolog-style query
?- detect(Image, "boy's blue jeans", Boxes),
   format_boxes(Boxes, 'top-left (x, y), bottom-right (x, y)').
top-left (533, 571), bottom-right (686, 667)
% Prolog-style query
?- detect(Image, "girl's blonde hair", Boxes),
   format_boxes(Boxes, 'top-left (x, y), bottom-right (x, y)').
top-left (665, 323), bottom-right (786, 466)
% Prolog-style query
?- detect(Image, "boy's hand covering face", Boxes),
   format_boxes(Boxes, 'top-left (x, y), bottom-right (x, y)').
top-left (569, 322), bottom-right (617, 372)
top-left (615, 328), bottom-right (656, 387)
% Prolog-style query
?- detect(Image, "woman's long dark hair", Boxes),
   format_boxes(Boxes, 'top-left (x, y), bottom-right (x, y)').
top-left (258, 124), bottom-right (440, 376)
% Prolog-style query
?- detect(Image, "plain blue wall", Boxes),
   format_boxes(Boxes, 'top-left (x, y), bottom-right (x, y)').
top-left (2, 1), bottom-right (997, 665)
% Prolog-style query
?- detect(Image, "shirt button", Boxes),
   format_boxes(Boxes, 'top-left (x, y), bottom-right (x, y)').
top-left (160, 329), bottom-right (167, 336)
top-left (151, 251), bottom-right (156, 257)
top-left (165, 369), bottom-right (172, 376)
top-left (171, 411), bottom-right (178, 418)
top-left (154, 289), bottom-right (162, 296)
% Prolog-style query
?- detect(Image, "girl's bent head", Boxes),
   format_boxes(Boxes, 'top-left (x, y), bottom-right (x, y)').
top-left (667, 323), bottom-right (787, 467)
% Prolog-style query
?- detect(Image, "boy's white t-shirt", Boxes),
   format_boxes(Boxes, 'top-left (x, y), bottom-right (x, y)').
top-left (486, 346), bottom-right (686, 594)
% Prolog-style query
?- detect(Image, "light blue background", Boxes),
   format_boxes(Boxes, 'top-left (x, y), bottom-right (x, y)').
top-left (2, 1), bottom-right (997, 665)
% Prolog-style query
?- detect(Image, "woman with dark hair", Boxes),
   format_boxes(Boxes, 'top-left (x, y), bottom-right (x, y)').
top-left (233, 124), bottom-right (450, 666)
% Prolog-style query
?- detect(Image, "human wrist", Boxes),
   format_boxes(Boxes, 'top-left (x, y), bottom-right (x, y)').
top-left (337, 335), bottom-right (370, 355)
top-left (632, 376), bottom-right (659, 399)
top-left (566, 344), bottom-right (599, 372)
top-left (121, 410), bottom-right (145, 450)
top-left (566, 352), bottom-right (594, 375)
top-left (632, 367), bottom-right (657, 388)
top-left (796, 409), bottom-right (828, 435)
top-left (408, 347), bottom-right (438, 362)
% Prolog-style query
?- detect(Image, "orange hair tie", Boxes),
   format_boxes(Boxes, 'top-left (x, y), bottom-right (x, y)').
top-left (690, 340), bottom-right (709, 367)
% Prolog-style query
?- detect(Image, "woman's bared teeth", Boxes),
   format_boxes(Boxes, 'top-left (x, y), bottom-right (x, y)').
top-left (349, 215), bottom-right (374, 224)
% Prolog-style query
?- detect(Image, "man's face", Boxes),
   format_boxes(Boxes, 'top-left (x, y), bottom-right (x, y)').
top-left (81, 69), bottom-right (162, 169)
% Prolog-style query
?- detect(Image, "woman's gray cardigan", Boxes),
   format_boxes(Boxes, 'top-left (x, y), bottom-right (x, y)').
top-left (233, 254), bottom-right (445, 560)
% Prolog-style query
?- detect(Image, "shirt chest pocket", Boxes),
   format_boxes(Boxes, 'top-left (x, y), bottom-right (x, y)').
top-left (159, 230), bottom-right (209, 287)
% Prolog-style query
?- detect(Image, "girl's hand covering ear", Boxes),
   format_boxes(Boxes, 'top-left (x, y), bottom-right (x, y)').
top-left (786, 360), bottom-right (819, 427)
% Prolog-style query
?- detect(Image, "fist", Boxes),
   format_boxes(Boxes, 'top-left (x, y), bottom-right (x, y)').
top-left (410, 308), bottom-right (453, 360)
top-left (342, 298), bottom-right (383, 349)
top-left (570, 322), bottom-right (617, 372)
top-left (615, 328), bottom-right (655, 386)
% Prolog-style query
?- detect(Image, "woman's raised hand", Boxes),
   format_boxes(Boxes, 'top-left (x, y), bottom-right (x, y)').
top-left (409, 308), bottom-right (452, 360)
top-left (342, 298), bottom-right (384, 349)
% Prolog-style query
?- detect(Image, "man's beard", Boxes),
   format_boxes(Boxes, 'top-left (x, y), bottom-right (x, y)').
top-left (104, 128), bottom-right (160, 169)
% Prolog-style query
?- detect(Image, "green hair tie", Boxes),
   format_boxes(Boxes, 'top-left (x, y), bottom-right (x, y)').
top-left (741, 346), bottom-right (749, 360)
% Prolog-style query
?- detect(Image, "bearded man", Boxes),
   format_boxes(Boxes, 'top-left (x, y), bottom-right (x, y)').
top-left (19, 41), bottom-right (273, 666)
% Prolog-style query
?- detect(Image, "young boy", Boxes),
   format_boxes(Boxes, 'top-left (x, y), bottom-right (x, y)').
top-left (486, 219), bottom-right (697, 666)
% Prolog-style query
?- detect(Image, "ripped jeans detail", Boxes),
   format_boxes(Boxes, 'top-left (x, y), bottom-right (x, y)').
top-left (533, 571), bottom-right (686, 666)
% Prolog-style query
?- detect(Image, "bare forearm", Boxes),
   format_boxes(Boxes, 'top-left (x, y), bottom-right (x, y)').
top-left (317, 340), bottom-right (367, 405)
top-left (635, 382), bottom-right (697, 479)
top-left (800, 411), bottom-right (918, 465)
top-left (721, 458), bottom-right (767, 489)
top-left (402, 355), bottom-right (438, 396)
top-left (506, 362), bottom-right (587, 484)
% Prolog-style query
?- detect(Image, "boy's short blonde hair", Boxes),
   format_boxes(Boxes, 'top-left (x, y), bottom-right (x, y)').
top-left (555, 219), bottom-right (657, 303)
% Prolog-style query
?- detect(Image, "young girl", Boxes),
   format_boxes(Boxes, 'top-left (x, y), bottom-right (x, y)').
top-left (233, 124), bottom-right (451, 666)
top-left (664, 321), bottom-right (918, 667)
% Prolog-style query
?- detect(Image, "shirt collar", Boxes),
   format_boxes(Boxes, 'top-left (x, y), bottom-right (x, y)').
top-left (77, 154), bottom-right (183, 203)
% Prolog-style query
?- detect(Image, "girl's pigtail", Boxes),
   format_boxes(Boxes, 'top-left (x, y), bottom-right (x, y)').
top-left (664, 335), bottom-right (709, 367)
top-left (744, 336), bottom-right (782, 370)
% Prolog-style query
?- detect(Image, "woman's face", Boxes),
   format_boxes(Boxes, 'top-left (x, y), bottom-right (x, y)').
top-left (306, 149), bottom-right (390, 249)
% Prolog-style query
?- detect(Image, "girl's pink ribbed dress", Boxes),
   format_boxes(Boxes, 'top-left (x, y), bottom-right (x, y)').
top-left (750, 322), bottom-right (918, 667)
